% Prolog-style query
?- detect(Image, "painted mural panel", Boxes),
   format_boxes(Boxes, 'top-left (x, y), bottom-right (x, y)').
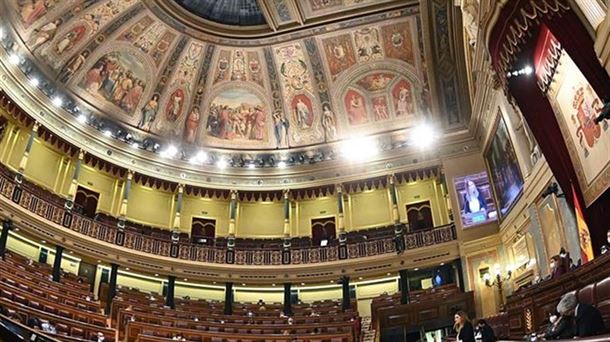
top-left (36, 0), bottom-right (138, 69)
top-left (484, 115), bottom-right (525, 218)
top-left (372, 96), bottom-right (390, 121)
top-left (354, 28), bottom-right (384, 62)
top-left (381, 21), bottom-right (415, 65)
top-left (392, 79), bottom-right (416, 116)
top-left (322, 34), bottom-right (357, 80)
top-left (356, 73), bottom-right (396, 91)
top-left (548, 51), bottom-right (610, 205)
top-left (205, 89), bottom-right (268, 143)
top-left (14, 0), bottom-right (61, 28)
top-left (213, 49), bottom-right (265, 88)
top-left (79, 51), bottom-right (148, 115)
top-left (344, 89), bottom-right (369, 125)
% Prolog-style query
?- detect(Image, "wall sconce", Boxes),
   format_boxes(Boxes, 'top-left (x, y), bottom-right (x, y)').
top-left (483, 263), bottom-right (512, 306)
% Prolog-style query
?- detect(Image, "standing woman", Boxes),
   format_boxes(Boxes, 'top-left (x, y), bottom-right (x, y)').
top-left (454, 311), bottom-right (475, 342)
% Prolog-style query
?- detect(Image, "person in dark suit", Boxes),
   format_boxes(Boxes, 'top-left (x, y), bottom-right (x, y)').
top-left (454, 311), bottom-right (475, 342)
top-left (557, 292), bottom-right (605, 337)
top-left (540, 311), bottom-right (574, 340)
top-left (475, 319), bottom-right (497, 342)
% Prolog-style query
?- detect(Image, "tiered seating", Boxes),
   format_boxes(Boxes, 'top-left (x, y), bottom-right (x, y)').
top-left (109, 286), bottom-right (358, 342)
top-left (370, 283), bottom-right (459, 321)
top-left (0, 252), bottom-right (114, 341)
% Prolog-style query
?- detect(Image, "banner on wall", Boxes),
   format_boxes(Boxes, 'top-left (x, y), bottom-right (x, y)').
top-left (453, 171), bottom-right (498, 228)
top-left (545, 42), bottom-right (610, 206)
top-left (572, 183), bottom-right (594, 263)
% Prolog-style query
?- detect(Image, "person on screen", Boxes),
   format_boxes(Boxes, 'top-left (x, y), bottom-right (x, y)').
top-left (463, 180), bottom-right (487, 214)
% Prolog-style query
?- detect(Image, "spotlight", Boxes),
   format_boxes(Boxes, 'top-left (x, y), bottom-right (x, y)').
top-left (131, 142), bottom-right (139, 149)
top-left (103, 130), bottom-right (112, 137)
top-left (8, 54), bottom-right (20, 65)
top-left (77, 114), bottom-right (87, 124)
top-left (29, 77), bottom-right (39, 87)
top-left (189, 150), bottom-right (207, 165)
top-left (160, 145), bottom-right (178, 158)
top-left (248, 163), bottom-right (256, 169)
top-left (523, 65), bottom-right (533, 75)
top-left (51, 96), bottom-right (63, 107)
top-left (340, 136), bottom-right (378, 161)
top-left (216, 158), bottom-right (227, 169)
top-left (277, 161), bottom-right (287, 169)
top-left (411, 123), bottom-right (436, 149)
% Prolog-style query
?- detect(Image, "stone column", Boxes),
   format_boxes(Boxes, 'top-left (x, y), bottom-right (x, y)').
top-left (341, 276), bottom-right (351, 312)
top-left (65, 149), bottom-right (85, 210)
top-left (52, 245), bottom-right (64, 282)
top-left (283, 283), bottom-right (292, 316)
top-left (15, 122), bottom-right (40, 184)
top-left (227, 189), bottom-right (238, 250)
top-left (283, 189), bottom-right (291, 249)
top-left (165, 276), bottom-right (176, 309)
top-left (224, 282), bottom-right (233, 315)
top-left (117, 170), bottom-right (134, 230)
top-left (399, 269), bottom-right (410, 305)
top-left (336, 184), bottom-right (346, 244)
top-left (0, 219), bottom-right (13, 259)
top-left (389, 175), bottom-right (405, 253)
top-left (105, 263), bottom-right (119, 315)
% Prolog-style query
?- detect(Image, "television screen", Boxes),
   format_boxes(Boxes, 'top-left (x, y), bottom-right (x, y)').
top-left (454, 171), bottom-right (498, 228)
top-left (485, 115), bottom-right (525, 218)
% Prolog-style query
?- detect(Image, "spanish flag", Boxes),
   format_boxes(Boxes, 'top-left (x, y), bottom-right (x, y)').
top-left (572, 183), bottom-right (594, 263)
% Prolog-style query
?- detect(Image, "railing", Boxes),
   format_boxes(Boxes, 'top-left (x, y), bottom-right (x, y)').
top-left (0, 168), bottom-right (457, 265)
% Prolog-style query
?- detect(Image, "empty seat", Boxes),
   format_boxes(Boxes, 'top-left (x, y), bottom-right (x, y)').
top-left (71, 327), bottom-right (85, 339)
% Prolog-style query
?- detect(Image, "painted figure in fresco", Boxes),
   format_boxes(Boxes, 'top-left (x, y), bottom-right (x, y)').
top-left (295, 98), bottom-right (312, 129)
top-left (347, 93), bottom-right (368, 125)
top-left (166, 89), bottom-right (184, 122)
top-left (184, 106), bottom-right (200, 144)
top-left (84, 64), bottom-right (104, 93)
top-left (121, 80), bottom-right (143, 112)
top-left (216, 55), bottom-right (229, 83)
top-left (252, 105), bottom-right (266, 141)
top-left (138, 94), bottom-right (159, 131)
top-left (27, 18), bottom-right (62, 51)
top-left (396, 85), bottom-right (413, 116)
top-left (373, 97), bottom-right (389, 121)
top-left (19, 0), bottom-right (57, 27)
top-left (321, 104), bottom-right (337, 141)
top-left (273, 111), bottom-right (289, 148)
top-left (55, 24), bottom-right (86, 55)
top-left (59, 50), bottom-right (89, 83)
top-left (231, 50), bottom-right (247, 81)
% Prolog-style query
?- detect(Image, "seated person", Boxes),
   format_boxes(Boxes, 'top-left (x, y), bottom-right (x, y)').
top-left (90, 332), bottom-right (106, 342)
top-left (474, 319), bottom-right (497, 342)
top-left (539, 311), bottom-right (573, 340)
top-left (557, 292), bottom-right (605, 337)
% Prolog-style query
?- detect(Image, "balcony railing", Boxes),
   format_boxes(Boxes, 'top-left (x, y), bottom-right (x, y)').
top-left (0, 168), bottom-right (457, 265)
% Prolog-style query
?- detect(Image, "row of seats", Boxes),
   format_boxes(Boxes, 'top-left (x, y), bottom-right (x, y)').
top-left (0, 252), bottom-right (114, 342)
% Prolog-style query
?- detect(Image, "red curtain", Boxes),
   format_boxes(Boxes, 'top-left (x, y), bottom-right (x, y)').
top-left (490, 1), bottom-right (610, 255)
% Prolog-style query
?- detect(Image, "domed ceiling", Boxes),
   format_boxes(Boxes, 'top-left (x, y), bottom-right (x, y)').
top-left (0, 0), bottom-right (472, 188)
top-left (173, 0), bottom-right (266, 26)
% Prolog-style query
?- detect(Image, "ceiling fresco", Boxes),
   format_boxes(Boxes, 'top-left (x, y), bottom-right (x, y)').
top-left (0, 0), bottom-right (470, 188)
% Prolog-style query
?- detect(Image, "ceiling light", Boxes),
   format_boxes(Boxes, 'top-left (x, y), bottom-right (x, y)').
top-left (414, 268), bottom-right (419, 271)
top-left (440, 262), bottom-right (445, 266)
top-left (523, 65), bottom-right (533, 75)
top-left (272, 283), bottom-right (276, 287)
top-left (29, 77), bottom-right (39, 87)
top-left (300, 282), bottom-right (305, 286)
top-left (103, 130), bottom-right (112, 137)
top-left (125, 268), bottom-right (130, 271)
top-left (358, 277), bottom-right (363, 280)
top-left (241, 283), bottom-right (246, 286)
top-left (77, 114), bottom-right (87, 124)
top-left (154, 273), bottom-right (159, 277)
top-left (248, 163), bottom-right (256, 169)
top-left (52, 96), bottom-right (63, 107)
top-left (411, 123), bottom-right (436, 149)
top-left (277, 161), bottom-right (287, 168)
top-left (160, 145), bottom-right (178, 159)
top-left (340, 136), bottom-right (378, 161)
top-left (216, 158), bottom-right (227, 169)
top-left (40, 240), bottom-right (46, 244)
top-left (183, 278), bottom-right (188, 281)
top-left (189, 150), bottom-right (207, 165)
top-left (8, 54), bottom-right (20, 65)
top-left (131, 142), bottom-right (139, 149)
top-left (96, 260), bottom-right (101, 263)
